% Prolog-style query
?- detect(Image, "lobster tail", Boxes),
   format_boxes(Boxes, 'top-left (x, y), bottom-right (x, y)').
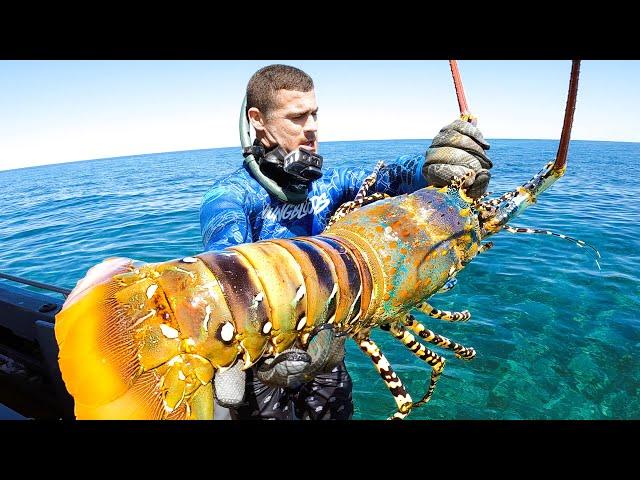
top-left (55, 258), bottom-right (145, 410)
top-left (55, 256), bottom-right (244, 419)
top-left (55, 236), bottom-right (372, 419)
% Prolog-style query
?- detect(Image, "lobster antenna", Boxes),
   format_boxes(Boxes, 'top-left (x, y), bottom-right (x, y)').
top-left (552, 59), bottom-right (581, 173)
top-left (504, 225), bottom-right (601, 270)
top-left (449, 60), bottom-right (476, 125)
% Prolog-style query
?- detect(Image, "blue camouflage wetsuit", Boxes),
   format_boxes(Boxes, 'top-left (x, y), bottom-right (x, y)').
top-left (200, 153), bottom-right (427, 420)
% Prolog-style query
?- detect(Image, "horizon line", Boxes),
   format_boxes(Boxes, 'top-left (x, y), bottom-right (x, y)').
top-left (1, 137), bottom-right (638, 174)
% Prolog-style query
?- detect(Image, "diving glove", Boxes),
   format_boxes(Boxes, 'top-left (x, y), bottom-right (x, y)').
top-left (423, 119), bottom-right (493, 199)
top-left (256, 325), bottom-right (347, 389)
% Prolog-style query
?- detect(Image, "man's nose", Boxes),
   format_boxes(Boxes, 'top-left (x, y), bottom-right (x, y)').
top-left (304, 114), bottom-right (318, 133)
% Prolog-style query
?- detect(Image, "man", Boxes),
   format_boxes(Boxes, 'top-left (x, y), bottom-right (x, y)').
top-left (200, 64), bottom-right (492, 420)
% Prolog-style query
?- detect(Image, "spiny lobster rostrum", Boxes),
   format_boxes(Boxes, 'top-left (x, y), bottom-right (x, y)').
top-left (55, 61), bottom-right (592, 419)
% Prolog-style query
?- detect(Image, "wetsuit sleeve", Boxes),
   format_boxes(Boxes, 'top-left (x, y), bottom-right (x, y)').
top-left (200, 184), bottom-right (251, 251)
top-left (339, 153), bottom-right (428, 200)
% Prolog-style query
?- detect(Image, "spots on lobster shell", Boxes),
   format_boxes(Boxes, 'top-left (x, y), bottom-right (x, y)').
top-left (146, 284), bottom-right (158, 299)
top-left (132, 308), bottom-right (157, 328)
top-left (327, 284), bottom-right (338, 323)
top-left (202, 304), bottom-right (212, 332)
top-left (293, 284), bottom-right (306, 304)
top-left (262, 321), bottom-right (273, 335)
top-left (348, 286), bottom-right (363, 324)
top-left (160, 324), bottom-right (180, 339)
top-left (252, 292), bottom-right (264, 306)
top-left (219, 321), bottom-right (235, 343)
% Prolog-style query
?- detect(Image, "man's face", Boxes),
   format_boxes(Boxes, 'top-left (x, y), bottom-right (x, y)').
top-left (252, 89), bottom-right (318, 154)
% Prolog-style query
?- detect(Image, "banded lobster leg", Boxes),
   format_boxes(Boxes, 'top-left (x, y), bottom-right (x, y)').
top-left (382, 314), bottom-right (476, 410)
top-left (402, 314), bottom-right (476, 360)
top-left (416, 302), bottom-right (471, 322)
top-left (380, 322), bottom-right (445, 409)
top-left (326, 161), bottom-right (390, 228)
top-left (356, 334), bottom-right (413, 420)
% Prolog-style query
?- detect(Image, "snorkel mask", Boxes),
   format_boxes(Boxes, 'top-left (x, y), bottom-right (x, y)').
top-left (258, 145), bottom-right (323, 183)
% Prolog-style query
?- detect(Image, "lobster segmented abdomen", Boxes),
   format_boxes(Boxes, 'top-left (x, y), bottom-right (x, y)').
top-left (54, 237), bottom-right (368, 418)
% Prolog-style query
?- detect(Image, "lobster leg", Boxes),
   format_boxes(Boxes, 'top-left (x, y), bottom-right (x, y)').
top-left (356, 336), bottom-right (413, 420)
top-left (326, 161), bottom-right (387, 228)
top-left (326, 192), bottom-right (391, 228)
top-left (478, 242), bottom-right (494, 254)
top-left (416, 302), bottom-right (471, 322)
top-left (404, 314), bottom-right (476, 360)
top-left (381, 322), bottom-right (445, 409)
top-left (479, 189), bottom-right (519, 207)
top-left (354, 160), bottom-right (385, 201)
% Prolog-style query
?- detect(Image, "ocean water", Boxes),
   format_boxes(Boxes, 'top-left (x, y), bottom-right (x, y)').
top-left (1, 139), bottom-right (638, 420)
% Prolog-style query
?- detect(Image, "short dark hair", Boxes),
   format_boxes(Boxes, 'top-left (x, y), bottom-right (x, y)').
top-left (246, 64), bottom-right (314, 118)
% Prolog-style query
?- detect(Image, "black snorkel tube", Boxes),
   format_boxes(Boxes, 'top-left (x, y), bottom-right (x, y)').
top-left (240, 95), bottom-right (309, 204)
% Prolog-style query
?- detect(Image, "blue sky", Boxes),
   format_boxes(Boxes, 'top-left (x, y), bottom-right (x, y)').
top-left (0, 60), bottom-right (638, 171)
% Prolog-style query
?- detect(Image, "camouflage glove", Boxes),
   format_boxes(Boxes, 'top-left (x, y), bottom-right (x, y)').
top-left (422, 119), bottom-right (493, 199)
top-left (256, 325), bottom-right (347, 389)
top-left (213, 327), bottom-right (346, 405)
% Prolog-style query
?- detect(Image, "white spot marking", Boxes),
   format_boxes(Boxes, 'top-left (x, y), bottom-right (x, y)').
top-left (296, 316), bottom-right (307, 331)
top-left (262, 321), bottom-right (273, 335)
top-left (241, 349), bottom-right (253, 369)
top-left (221, 322), bottom-right (235, 342)
top-left (251, 291), bottom-right (264, 310)
top-left (182, 257), bottom-right (197, 263)
top-left (203, 305), bottom-right (212, 331)
top-left (383, 225), bottom-right (399, 242)
top-left (167, 356), bottom-right (182, 367)
top-left (328, 283), bottom-right (338, 302)
top-left (315, 406), bottom-right (323, 412)
top-left (178, 370), bottom-right (186, 381)
top-left (131, 309), bottom-right (157, 328)
top-left (146, 284), bottom-right (158, 299)
top-left (175, 267), bottom-right (195, 278)
top-left (160, 324), bottom-right (179, 339)
top-left (293, 284), bottom-right (306, 304)
top-left (348, 286), bottom-right (363, 323)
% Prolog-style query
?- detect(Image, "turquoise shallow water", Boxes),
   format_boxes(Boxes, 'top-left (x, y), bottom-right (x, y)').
top-left (1, 139), bottom-right (639, 419)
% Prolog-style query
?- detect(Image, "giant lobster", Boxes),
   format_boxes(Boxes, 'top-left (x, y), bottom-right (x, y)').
top-left (55, 61), bottom-right (592, 419)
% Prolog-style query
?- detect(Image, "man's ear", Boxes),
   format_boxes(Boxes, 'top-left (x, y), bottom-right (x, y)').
top-left (248, 107), bottom-right (265, 132)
